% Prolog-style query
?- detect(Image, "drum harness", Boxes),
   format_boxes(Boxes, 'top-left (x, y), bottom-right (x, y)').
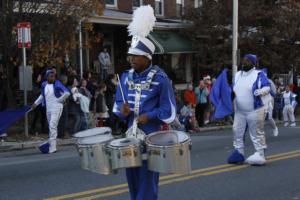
top-left (126, 66), bottom-right (158, 159)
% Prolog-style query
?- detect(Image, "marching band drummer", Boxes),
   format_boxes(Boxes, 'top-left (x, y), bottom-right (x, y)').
top-left (113, 5), bottom-right (176, 200)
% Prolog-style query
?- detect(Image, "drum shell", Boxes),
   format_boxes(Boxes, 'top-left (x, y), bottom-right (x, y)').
top-left (108, 144), bottom-right (142, 170)
top-left (77, 143), bottom-right (112, 175)
top-left (146, 139), bottom-right (191, 174)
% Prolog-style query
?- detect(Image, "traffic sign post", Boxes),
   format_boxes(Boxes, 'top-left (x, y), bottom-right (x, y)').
top-left (17, 22), bottom-right (31, 138)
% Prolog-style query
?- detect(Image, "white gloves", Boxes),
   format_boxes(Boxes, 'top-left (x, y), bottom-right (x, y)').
top-left (254, 89), bottom-right (263, 96)
top-left (254, 87), bottom-right (270, 97)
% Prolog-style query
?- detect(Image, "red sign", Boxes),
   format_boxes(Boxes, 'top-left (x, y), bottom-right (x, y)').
top-left (17, 22), bottom-right (31, 48)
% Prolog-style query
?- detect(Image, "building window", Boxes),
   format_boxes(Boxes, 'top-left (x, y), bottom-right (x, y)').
top-left (155, 0), bottom-right (164, 16)
top-left (133, 0), bottom-right (143, 7)
top-left (195, 0), bottom-right (203, 8)
top-left (105, 0), bottom-right (117, 7)
top-left (176, 0), bottom-right (184, 17)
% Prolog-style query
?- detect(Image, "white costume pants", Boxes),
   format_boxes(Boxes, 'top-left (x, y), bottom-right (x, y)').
top-left (233, 108), bottom-right (267, 153)
top-left (283, 105), bottom-right (295, 123)
top-left (46, 107), bottom-right (63, 152)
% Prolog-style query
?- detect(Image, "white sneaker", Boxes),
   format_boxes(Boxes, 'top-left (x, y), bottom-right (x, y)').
top-left (284, 122), bottom-right (289, 127)
top-left (204, 120), bottom-right (209, 125)
top-left (49, 148), bottom-right (57, 154)
top-left (246, 152), bottom-right (266, 166)
top-left (273, 127), bottom-right (279, 137)
top-left (290, 123), bottom-right (296, 127)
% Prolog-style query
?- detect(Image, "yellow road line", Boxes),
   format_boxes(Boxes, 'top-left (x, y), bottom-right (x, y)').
top-left (45, 149), bottom-right (300, 200)
top-left (76, 152), bottom-right (300, 200)
top-left (45, 164), bottom-right (231, 200)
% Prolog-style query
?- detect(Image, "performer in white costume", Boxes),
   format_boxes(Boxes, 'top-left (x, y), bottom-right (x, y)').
top-left (262, 70), bottom-right (279, 136)
top-left (282, 85), bottom-right (297, 127)
top-left (228, 54), bottom-right (271, 166)
top-left (32, 69), bottom-right (70, 153)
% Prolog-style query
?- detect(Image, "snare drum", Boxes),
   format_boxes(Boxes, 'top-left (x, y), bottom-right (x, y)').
top-left (146, 131), bottom-right (191, 174)
top-left (74, 127), bottom-right (112, 143)
top-left (77, 133), bottom-right (113, 175)
top-left (108, 138), bottom-right (142, 170)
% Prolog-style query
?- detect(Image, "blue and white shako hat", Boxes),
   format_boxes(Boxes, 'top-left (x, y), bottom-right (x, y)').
top-left (127, 5), bottom-right (156, 60)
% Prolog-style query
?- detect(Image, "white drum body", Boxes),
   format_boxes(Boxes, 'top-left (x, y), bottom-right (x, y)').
top-left (146, 131), bottom-right (191, 174)
top-left (108, 138), bottom-right (142, 170)
top-left (76, 129), bottom-right (113, 175)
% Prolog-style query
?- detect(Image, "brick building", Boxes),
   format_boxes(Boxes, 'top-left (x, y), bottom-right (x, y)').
top-left (84, 0), bottom-right (202, 85)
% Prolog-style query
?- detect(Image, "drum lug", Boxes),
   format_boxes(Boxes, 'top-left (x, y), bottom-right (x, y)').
top-left (163, 152), bottom-right (166, 158)
top-left (148, 150), bottom-right (151, 156)
top-left (134, 150), bottom-right (137, 157)
top-left (78, 148), bottom-right (83, 157)
top-left (189, 142), bottom-right (192, 151)
top-left (179, 149), bottom-right (183, 156)
top-left (117, 152), bottom-right (121, 159)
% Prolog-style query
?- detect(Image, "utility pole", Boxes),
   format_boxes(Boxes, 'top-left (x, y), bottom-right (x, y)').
top-left (232, 0), bottom-right (238, 77)
top-left (78, 19), bottom-right (83, 79)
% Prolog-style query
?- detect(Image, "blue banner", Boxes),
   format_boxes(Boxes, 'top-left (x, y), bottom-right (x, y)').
top-left (210, 69), bottom-right (233, 119)
top-left (0, 106), bottom-right (31, 135)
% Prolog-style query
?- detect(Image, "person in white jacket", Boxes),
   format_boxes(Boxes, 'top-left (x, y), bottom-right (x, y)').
top-left (32, 69), bottom-right (70, 153)
top-left (228, 54), bottom-right (271, 166)
top-left (282, 85), bottom-right (297, 127)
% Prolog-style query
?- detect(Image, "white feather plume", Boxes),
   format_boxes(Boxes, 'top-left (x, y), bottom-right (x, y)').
top-left (128, 5), bottom-right (156, 37)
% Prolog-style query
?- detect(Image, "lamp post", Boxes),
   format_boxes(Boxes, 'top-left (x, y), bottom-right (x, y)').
top-left (232, 0), bottom-right (238, 77)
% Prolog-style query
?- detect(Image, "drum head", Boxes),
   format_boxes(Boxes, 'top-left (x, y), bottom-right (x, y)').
top-left (147, 131), bottom-right (189, 146)
top-left (110, 138), bottom-right (139, 147)
top-left (73, 127), bottom-right (112, 138)
top-left (79, 134), bottom-right (113, 145)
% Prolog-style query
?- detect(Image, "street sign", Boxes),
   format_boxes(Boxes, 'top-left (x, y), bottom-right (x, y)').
top-left (19, 66), bottom-right (33, 91)
top-left (17, 22), bottom-right (31, 48)
top-left (17, 22), bottom-right (31, 137)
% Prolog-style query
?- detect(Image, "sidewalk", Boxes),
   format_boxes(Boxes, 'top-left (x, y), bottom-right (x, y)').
top-left (0, 119), bottom-right (298, 152)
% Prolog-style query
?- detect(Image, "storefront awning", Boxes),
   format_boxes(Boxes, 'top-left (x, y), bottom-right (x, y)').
top-left (149, 31), bottom-right (194, 54)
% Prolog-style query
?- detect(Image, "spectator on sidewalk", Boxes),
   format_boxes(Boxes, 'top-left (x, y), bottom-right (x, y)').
top-left (179, 101), bottom-right (193, 132)
top-left (79, 79), bottom-right (92, 130)
top-left (195, 80), bottom-right (209, 127)
top-left (274, 77), bottom-right (284, 120)
top-left (204, 75), bottom-right (213, 125)
top-left (283, 85), bottom-right (297, 127)
top-left (57, 75), bottom-right (69, 139)
top-left (0, 72), bottom-right (8, 111)
top-left (93, 82), bottom-right (110, 127)
top-left (105, 74), bottom-right (117, 130)
top-left (184, 83), bottom-right (197, 107)
top-left (98, 47), bottom-right (111, 81)
top-left (68, 76), bottom-right (82, 135)
top-left (30, 73), bottom-right (47, 135)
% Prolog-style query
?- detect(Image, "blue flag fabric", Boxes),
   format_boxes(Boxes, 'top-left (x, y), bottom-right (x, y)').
top-left (210, 69), bottom-right (233, 119)
top-left (0, 106), bottom-right (31, 135)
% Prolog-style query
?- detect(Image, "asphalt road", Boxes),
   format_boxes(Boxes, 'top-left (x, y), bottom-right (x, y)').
top-left (0, 126), bottom-right (300, 200)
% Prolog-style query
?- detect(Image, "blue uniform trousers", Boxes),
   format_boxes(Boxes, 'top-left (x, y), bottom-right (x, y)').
top-left (126, 161), bottom-right (159, 200)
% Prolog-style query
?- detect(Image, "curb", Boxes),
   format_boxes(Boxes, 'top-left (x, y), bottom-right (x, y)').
top-left (0, 139), bottom-right (76, 152)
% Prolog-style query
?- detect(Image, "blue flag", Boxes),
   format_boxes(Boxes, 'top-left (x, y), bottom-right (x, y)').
top-left (0, 106), bottom-right (31, 135)
top-left (210, 69), bottom-right (233, 119)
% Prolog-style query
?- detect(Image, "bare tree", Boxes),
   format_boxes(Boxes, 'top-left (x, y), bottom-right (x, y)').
top-left (185, 0), bottom-right (300, 74)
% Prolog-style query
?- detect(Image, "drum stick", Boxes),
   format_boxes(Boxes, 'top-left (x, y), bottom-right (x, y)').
top-left (117, 74), bottom-right (126, 103)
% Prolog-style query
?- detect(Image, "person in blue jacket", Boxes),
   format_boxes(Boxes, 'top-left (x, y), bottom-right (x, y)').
top-left (113, 6), bottom-right (176, 199)
top-left (228, 54), bottom-right (271, 166)
top-left (32, 69), bottom-right (70, 153)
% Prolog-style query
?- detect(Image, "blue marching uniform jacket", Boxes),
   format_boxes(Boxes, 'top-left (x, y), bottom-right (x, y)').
top-left (113, 65), bottom-right (176, 134)
top-left (113, 65), bottom-right (176, 200)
